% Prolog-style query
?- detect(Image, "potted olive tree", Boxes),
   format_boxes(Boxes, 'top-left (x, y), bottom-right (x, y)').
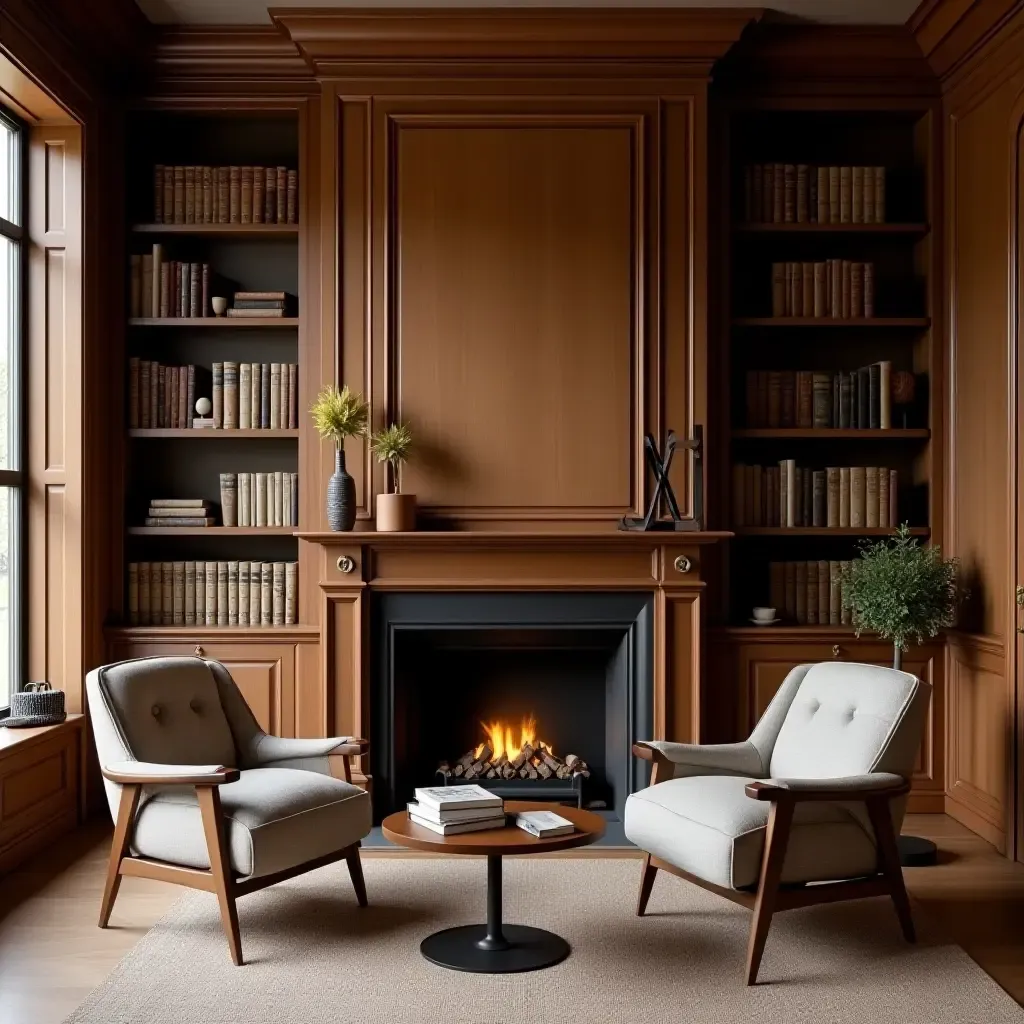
top-left (842, 523), bottom-right (959, 670)
top-left (310, 385), bottom-right (369, 531)
top-left (370, 422), bottom-right (415, 532)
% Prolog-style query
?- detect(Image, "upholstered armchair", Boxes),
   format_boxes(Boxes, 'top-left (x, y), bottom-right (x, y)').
top-left (86, 656), bottom-right (372, 965)
top-left (625, 662), bottom-right (930, 985)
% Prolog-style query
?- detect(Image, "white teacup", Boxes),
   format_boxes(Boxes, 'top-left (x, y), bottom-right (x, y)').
top-left (752, 607), bottom-right (776, 622)
top-left (211, 296), bottom-right (228, 317)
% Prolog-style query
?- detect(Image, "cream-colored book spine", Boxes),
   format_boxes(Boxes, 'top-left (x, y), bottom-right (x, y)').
top-left (878, 467), bottom-right (890, 530)
top-left (161, 561), bottom-right (173, 625)
top-left (274, 471), bottom-right (284, 527)
top-left (272, 561), bottom-right (285, 626)
top-left (250, 362), bottom-right (261, 431)
top-left (261, 562), bottom-right (273, 626)
top-left (249, 561), bottom-right (262, 625)
top-left (285, 562), bottom-right (298, 625)
top-left (172, 561), bottom-right (185, 626)
top-left (839, 467), bottom-right (851, 528)
top-left (239, 561), bottom-right (250, 627)
top-left (889, 469), bottom-right (898, 527)
top-left (217, 561), bottom-right (228, 626)
top-left (850, 467), bottom-right (866, 528)
top-left (238, 473), bottom-right (250, 528)
top-left (195, 561), bottom-right (205, 626)
top-left (865, 467), bottom-right (879, 527)
top-left (223, 361), bottom-right (239, 429)
top-left (138, 562), bottom-right (150, 625)
top-left (256, 472), bottom-right (267, 528)
top-left (283, 472), bottom-right (292, 527)
top-left (220, 472), bottom-right (238, 527)
top-left (266, 471), bottom-right (276, 527)
top-left (250, 471), bottom-right (257, 526)
top-left (239, 362), bottom-right (252, 429)
top-left (228, 561), bottom-right (239, 626)
top-left (205, 562), bottom-right (218, 626)
top-left (184, 561), bottom-right (196, 626)
top-left (879, 359), bottom-right (891, 429)
top-left (128, 563), bottom-right (139, 625)
top-left (270, 363), bottom-right (281, 429)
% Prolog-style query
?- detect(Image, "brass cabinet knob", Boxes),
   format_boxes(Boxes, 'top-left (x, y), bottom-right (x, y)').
top-left (194, 645), bottom-right (204, 657)
top-left (832, 644), bottom-right (842, 659)
top-left (337, 555), bottom-right (355, 574)
top-left (673, 555), bottom-right (692, 574)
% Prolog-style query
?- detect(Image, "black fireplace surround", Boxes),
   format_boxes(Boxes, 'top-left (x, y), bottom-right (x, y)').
top-left (371, 592), bottom-right (654, 821)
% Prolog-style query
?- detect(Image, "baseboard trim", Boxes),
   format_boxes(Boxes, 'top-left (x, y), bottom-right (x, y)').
top-left (945, 795), bottom-right (1006, 853)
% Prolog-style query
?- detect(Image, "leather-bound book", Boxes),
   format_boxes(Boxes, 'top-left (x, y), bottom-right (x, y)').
top-left (766, 371), bottom-right (782, 428)
top-left (868, 363), bottom-right (881, 428)
top-left (839, 466), bottom-right (851, 527)
top-left (863, 167), bottom-right (875, 223)
top-left (184, 562), bottom-right (196, 626)
top-left (261, 363), bottom-right (271, 428)
top-left (261, 562), bottom-right (273, 626)
top-left (217, 166), bottom-right (229, 224)
top-left (796, 164), bottom-right (808, 223)
top-left (816, 166), bottom-right (829, 223)
top-left (801, 263), bottom-right (814, 317)
top-left (781, 458), bottom-right (796, 528)
top-left (139, 562), bottom-right (151, 626)
top-left (878, 466), bottom-right (890, 529)
top-left (276, 167), bottom-right (287, 223)
top-left (151, 243), bottom-right (163, 322)
top-left (818, 559), bottom-right (829, 623)
top-left (840, 560), bottom-right (853, 624)
top-left (250, 363), bottom-right (262, 431)
top-left (865, 467), bottom-right (879, 527)
top-left (796, 371), bottom-right (813, 428)
top-left (140, 254), bottom-right (153, 318)
top-left (791, 261), bottom-right (804, 318)
top-left (784, 561), bottom-right (797, 620)
top-left (223, 361), bottom-right (239, 430)
top-left (178, 366), bottom-right (188, 428)
top-left (795, 561), bottom-right (808, 624)
top-left (157, 364), bottom-right (166, 428)
top-left (173, 166), bottom-right (184, 223)
top-left (850, 466), bottom-right (866, 527)
top-left (162, 561), bottom-right (173, 626)
top-left (828, 166), bottom-right (840, 223)
top-left (771, 262), bottom-right (786, 318)
top-left (287, 170), bottom-right (298, 223)
top-left (240, 166), bottom-right (253, 224)
top-left (780, 371), bottom-right (795, 428)
top-left (851, 262), bottom-right (864, 318)
top-left (839, 371), bottom-right (853, 428)
top-left (270, 363), bottom-right (281, 429)
top-left (857, 367), bottom-right (870, 429)
top-left (220, 472), bottom-right (238, 527)
top-left (163, 166), bottom-right (174, 225)
top-left (783, 164), bottom-right (795, 223)
top-left (175, 260), bottom-right (184, 317)
top-left (189, 262), bottom-right (200, 318)
top-left (826, 467), bottom-right (840, 528)
top-left (874, 167), bottom-right (886, 223)
top-left (840, 260), bottom-right (851, 319)
top-left (264, 166), bottom-right (275, 223)
top-left (812, 470), bottom-right (826, 527)
top-left (839, 165), bottom-right (852, 223)
top-left (829, 258), bottom-right (841, 318)
top-left (812, 372), bottom-right (832, 428)
top-left (195, 561), bottom-right (205, 627)
top-left (184, 165), bottom-right (195, 224)
top-left (217, 562), bottom-right (228, 627)
top-left (159, 259), bottom-right (171, 318)
top-left (202, 166), bottom-right (213, 224)
top-left (228, 561), bottom-right (239, 626)
top-left (285, 563), bottom-right (298, 625)
top-left (864, 262), bottom-right (875, 317)
top-left (253, 167), bottom-right (264, 223)
top-left (229, 166), bottom-right (241, 223)
top-left (288, 363), bottom-right (298, 428)
top-left (806, 560), bottom-right (818, 624)
top-left (249, 561), bottom-right (262, 625)
top-left (240, 363), bottom-right (252, 430)
top-left (150, 562), bottom-right (162, 626)
top-left (239, 562), bottom-right (250, 627)
top-left (851, 166), bottom-right (864, 223)
top-left (813, 262), bottom-right (827, 317)
top-left (829, 561), bottom-right (842, 625)
top-left (153, 165), bottom-right (164, 223)
top-left (186, 365), bottom-right (195, 428)
top-left (168, 366), bottom-right (178, 428)
top-left (273, 562), bottom-right (286, 626)
top-left (889, 470), bottom-right (898, 527)
top-left (127, 563), bottom-right (139, 625)
top-left (212, 361), bottom-right (223, 429)
top-left (139, 361), bottom-right (151, 428)
top-left (801, 466), bottom-right (812, 527)
top-left (172, 561), bottom-right (185, 626)
top-left (149, 360), bottom-right (158, 429)
top-left (201, 262), bottom-right (210, 318)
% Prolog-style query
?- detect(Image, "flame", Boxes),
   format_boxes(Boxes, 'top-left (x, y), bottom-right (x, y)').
top-left (476, 714), bottom-right (552, 762)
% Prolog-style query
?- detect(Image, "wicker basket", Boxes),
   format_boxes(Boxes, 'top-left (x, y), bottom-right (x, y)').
top-left (3, 681), bottom-right (66, 728)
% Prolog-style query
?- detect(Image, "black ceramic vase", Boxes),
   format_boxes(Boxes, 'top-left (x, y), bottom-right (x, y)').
top-left (326, 447), bottom-right (356, 531)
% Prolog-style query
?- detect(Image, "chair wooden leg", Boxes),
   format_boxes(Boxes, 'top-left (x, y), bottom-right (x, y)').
top-left (197, 786), bottom-right (243, 966)
top-left (98, 784), bottom-right (141, 928)
top-left (636, 853), bottom-right (658, 916)
top-left (867, 797), bottom-right (916, 943)
top-left (745, 799), bottom-right (795, 986)
top-left (345, 843), bottom-right (368, 908)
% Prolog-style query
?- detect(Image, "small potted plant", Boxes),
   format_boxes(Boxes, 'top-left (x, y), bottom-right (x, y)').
top-left (310, 385), bottom-right (369, 531)
top-left (842, 523), bottom-right (959, 670)
top-left (370, 422), bottom-right (415, 532)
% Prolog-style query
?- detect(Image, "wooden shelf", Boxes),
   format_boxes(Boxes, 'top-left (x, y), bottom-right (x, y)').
top-left (129, 317), bottom-right (299, 327)
top-left (732, 428), bottom-right (930, 439)
top-left (106, 625), bottom-right (320, 640)
top-left (128, 527), bottom-right (297, 536)
top-left (734, 222), bottom-right (928, 235)
top-left (733, 317), bottom-right (930, 328)
top-left (131, 223), bottom-right (298, 237)
top-left (733, 527), bottom-right (930, 537)
top-left (129, 429), bottom-right (298, 439)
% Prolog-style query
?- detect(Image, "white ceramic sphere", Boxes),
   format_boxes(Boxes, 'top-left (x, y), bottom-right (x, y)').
top-left (195, 397), bottom-right (213, 416)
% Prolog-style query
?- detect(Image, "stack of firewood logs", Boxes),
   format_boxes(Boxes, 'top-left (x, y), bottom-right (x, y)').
top-left (438, 743), bottom-right (590, 782)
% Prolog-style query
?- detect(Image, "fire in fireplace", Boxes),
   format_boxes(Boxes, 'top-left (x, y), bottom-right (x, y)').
top-left (437, 714), bottom-right (591, 784)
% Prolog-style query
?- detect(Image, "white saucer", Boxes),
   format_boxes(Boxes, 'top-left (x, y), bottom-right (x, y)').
top-left (749, 617), bottom-right (781, 626)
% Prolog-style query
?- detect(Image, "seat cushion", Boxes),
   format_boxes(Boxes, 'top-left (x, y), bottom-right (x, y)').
top-left (624, 775), bottom-right (878, 890)
top-left (131, 768), bottom-right (371, 879)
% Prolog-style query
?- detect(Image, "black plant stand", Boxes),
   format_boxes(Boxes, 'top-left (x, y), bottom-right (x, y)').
top-left (419, 854), bottom-right (571, 973)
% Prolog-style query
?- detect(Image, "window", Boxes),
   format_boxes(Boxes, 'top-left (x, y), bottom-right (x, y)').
top-left (0, 106), bottom-right (24, 712)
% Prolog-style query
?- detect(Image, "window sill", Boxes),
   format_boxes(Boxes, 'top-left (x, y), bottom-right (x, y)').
top-left (0, 713), bottom-right (83, 759)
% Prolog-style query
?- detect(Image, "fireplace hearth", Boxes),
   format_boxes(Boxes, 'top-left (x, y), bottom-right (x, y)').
top-left (371, 592), bottom-right (654, 820)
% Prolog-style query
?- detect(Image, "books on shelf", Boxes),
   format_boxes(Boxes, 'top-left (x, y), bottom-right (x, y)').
top-left (129, 361), bottom-right (197, 429)
top-left (732, 462), bottom-right (897, 529)
top-left (743, 164), bottom-right (886, 225)
top-left (129, 246), bottom-right (210, 318)
top-left (210, 361), bottom-right (298, 430)
top-left (515, 810), bottom-right (575, 838)
top-left (152, 165), bottom-right (298, 225)
top-left (232, 472), bottom-right (299, 527)
top-left (413, 784), bottom-right (503, 813)
top-left (771, 260), bottom-right (875, 319)
top-left (769, 559), bottom-right (855, 626)
top-left (127, 560), bottom-right (298, 627)
top-left (225, 291), bottom-right (294, 318)
top-left (744, 362), bottom-right (895, 429)
top-left (144, 498), bottom-right (214, 527)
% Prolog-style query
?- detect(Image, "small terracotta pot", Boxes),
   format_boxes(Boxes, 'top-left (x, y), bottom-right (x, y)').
top-left (376, 492), bottom-right (416, 532)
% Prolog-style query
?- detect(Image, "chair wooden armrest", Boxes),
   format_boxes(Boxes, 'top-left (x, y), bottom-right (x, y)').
top-left (631, 742), bottom-right (675, 785)
top-left (744, 775), bottom-right (910, 803)
top-left (101, 763), bottom-right (240, 786)
top-left (329, 738), bottom-right (370, 785)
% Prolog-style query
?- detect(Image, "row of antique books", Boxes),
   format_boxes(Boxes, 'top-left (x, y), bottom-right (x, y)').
top-left (219, 472), bottom-right (299, 528)
top-left (144, 497), bottom-right (214, 528)
top-left (127, 560), bottom-right (298, 627)
top-left (770, 260), bottom-right (875, 319)
top-left (129, 361), bottom-right (196, 429)
top-left (742, 164), bottom-right (887, 225)
top-left (130, 248), bottom-right (210, 318)
top-left (768, 560), bottom-right (855, 626)
top-left (210, 362), bottom-right (299, 431)
top-left (151, 165), bottom-right (298, 225)
top-left (744, 362), bottom-right (893, 430)
top-left (732, 462), bottom-right (899, 529)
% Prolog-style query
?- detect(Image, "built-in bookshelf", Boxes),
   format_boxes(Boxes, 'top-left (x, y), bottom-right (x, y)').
top-left (720, 106), bottom-right (939, 630)
top-left (121, 111), bottom-right (302, 632)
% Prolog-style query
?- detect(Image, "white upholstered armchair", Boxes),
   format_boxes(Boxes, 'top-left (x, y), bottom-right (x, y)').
top-left (625, 662), bottom-right (931, 985)
top-left (86, 656), bottom-right (372, 965)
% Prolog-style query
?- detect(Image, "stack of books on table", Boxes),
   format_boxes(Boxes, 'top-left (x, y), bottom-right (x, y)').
top-left (144, 498), bottom-right (214, 527)
top-left (407, 785), bottom-right (505, 835)
top-left (226, 291), bottom-right (293, 318)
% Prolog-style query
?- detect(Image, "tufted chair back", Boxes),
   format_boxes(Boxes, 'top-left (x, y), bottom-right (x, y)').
top-left (764, 662), bottom-right (930, 781)
top-left (86, 656), bottom-right (257, 821)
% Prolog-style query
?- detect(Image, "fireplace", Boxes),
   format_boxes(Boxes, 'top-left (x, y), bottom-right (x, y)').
top-left (371, 592), bottom-right (654, 820)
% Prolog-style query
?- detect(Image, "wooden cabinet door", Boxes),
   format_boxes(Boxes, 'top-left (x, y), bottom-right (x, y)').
top-left (106, 640), bottom-right (297, 738)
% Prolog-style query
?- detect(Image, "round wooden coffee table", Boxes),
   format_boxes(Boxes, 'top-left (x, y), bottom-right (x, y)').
top-left (382, 800), bottom-right (605, 973)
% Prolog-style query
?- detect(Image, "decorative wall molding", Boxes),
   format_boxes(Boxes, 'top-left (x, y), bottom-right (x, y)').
top-left (909, 0), bottom-right (1024, 83)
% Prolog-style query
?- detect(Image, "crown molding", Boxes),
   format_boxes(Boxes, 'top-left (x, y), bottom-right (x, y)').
top-left (270, 7), bottom-right (763, 78)
top-left (907, 0), bottom-right (1024, 81)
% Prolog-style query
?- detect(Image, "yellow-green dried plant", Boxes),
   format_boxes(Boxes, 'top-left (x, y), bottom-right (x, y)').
top-left (310, 385), bottom-right (369, 447)
top-left (370, 422), bottom-right (413, 493)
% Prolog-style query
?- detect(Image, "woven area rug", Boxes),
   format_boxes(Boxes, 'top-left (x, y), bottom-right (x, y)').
top-left (66, 857), bottom-right (1023, 1024)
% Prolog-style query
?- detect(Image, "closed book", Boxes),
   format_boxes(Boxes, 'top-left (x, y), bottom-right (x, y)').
top-left (249, 561), bottom-right (262, 625)
top-left (801, 263), bottom-right (813, 318)
top-left (801, 466), bottom-right (812, 528)
top-left (813, 262), bottom-right (826, 317)
top-left (148, 506), bottom-right (212, 517)
top-left (220, 473), bottom-right (238, 527)
top-left (841, 560), bottom-right (853, 624)
top-left (201, 263), bottom-right (210, 318)
top-left (868, 363), bottom-right (881, 429)
top-left (851, 262), bottom-right (864, 319)
top-left (812, 470), bottom-right (826, 527)
top-left (189, 262), bottom-right (200, 318)
top-left (184, 562), bottom-right (196, 626)
top-left (812, 373), bottom-right (832, 428)
top-left (766, 371), bottom-right (782, 428)
top-left (828, 166), bottom-right (840, 223)
top-left (234, 290), bottom-right (289, 301)
top-left (217, 167), bottom-right (229, 224)
top-left (816, 166), bottom-right (829, 223)
top-left (795, 561), bottom-right (808, 624)
top-left (779, 371), bottom-right (795, 427)
top-left (415, 785), bottom-right (503, 812)
top-left (285, 561), bottom-right (298, 624)
top-left (168, 366), bottom-right (179, 428)
top-left (178, 366), bottom-right (188, 427)
top-left (409, 813), bottom-right (506, 836)
top-left (240, 166), bottom-right (253, 224)
top-left (216, 562), bottom-right (228, 627)
top-left (229, 166), bottom-right (240, 223)
top-left (874, 167), bottom-right (886, 223)
top-left (176, 260), bottom-right (185, 317)
top-left (128, 357), bottom-right (140, 429)
top-left (153, 165), bottom-right (164, 222)
top-left (838, 371), bottom-right (852, 428)
top-left (162, 166), bottom-right (174, 225)
top-left (840, 260), bottom-right (851, 319)
top-left (772, 163), bottom-right (784, 223)
top-left (173, 166), bottom-right (184, 223)
top-left (783, 561), bottom-right (796, 621)
top-left (261, 562), bottom-right (273, 626)
top-left (231, 298), bottom-right (286, 309)
top-left (261, 363), bottom-right (271, 428)
top-left (228, 561), bottom-right (239, 626)
top-left (829, 258), bottom-right (841, 318)
top-left (255, 472), bottom-right (267, 527)
top-left (864, 262), bottom-right (875, 317)
top-left (161, 561), bottom-right (173, 625)
top-left (149, 497), bottom-right (210, 508)
top-left (266, 470), bottom-right (276, 526)
top-left (283, 471), bottom-right (292, 527)
top-left (828, 561), bottom-right (842, 625)
top-left (151, 243), bottom-right (163, 322)
top-left (865, 467), bottom-right (879, 527)
top-left (239, 561), bottom-right (250, 627)
top-left (158, 365), bottom-right (168, 427)
top-left (769, 561), bottom-right (785, 612)
top-left (795, 164), bottom-right (808, 223)
top-left (225, 307), bottom-right (286, 318)
top-left (223, 361), bottom-right (239, 429)
top-left (878, 360), bottom-right (891, 429)
top-left (238, 473), bottom-right (250, 527)
top-left (796, 371), bottom-right (813, 428)
top-left (878, 466), bottom-right (890, 530)
top-left (277, 167), bottom-right (288, 223)
top-left (141, 254), bottom-right (153, 317)
top-left (275, 471), bottom-right (285, 527)
top-left (856, 367), bottom-right (869, 428)
top-left (239, 363), bottom-right (252, 429)
top-left (139, 361), bottom-right (151, 427)
top-left (264, 166), bottom-right (275, 222)
top-left (250, 363), bottom-right (262, 431)
top-left (852, 166), bottom-right (864, 223)
top-left (270, 363), bottom-right (281, 429)
top-left (196, 561), bottom-right (206, 625)
top-left (783, 164), bottom-right (795, 223)
top-left (172, 562), bottom-right (185, 626)
top-left (839, 467), bottom-right (851, 527)
top-left (128, 563), bottom-right (139, 625)
top-left (202, 166), bottom-right (213, 224)
top-left (863, 168), bottom-right (875, 223)
top-left (149, 562), bottom-right (161, 624)
top-left (782, 458), bottom-right (796, 528)
top-left (150, 360), bottom-right (158, 427)
top-left (287, 169), bottom-right (298, 223)
top-left (826, 467), bottom-right (841, 528)
top-left (791, 261), bottom-right (803, 318)
top-left (184, 165), bottom-right (196, 224)
top-left (807, 560), bottom-right (819, 624)
top-left (144, 517), bottom-right (215, 527)
top-left (840, 165), bottom-right (852, 222)
top-left (272, 561), bottom-right (285, 625)
top-left (516, 810), bottom-right (574, 838)
top-left (212, 362), bottom-right (224, 428)
top-left (159, 259), bottom-right (171, 318)
top-left (889, 470), bottom-right (898, 527)
top-left (288, 363), bottom-right (298, 428)
top-left (407, 801), bottom-right (505, 825)
top-left (850, 466), bottom-right (867, 527)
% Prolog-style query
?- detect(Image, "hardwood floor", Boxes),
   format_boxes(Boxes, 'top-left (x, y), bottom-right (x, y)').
top-left (0, 814), bottom-right (1021, 1023)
